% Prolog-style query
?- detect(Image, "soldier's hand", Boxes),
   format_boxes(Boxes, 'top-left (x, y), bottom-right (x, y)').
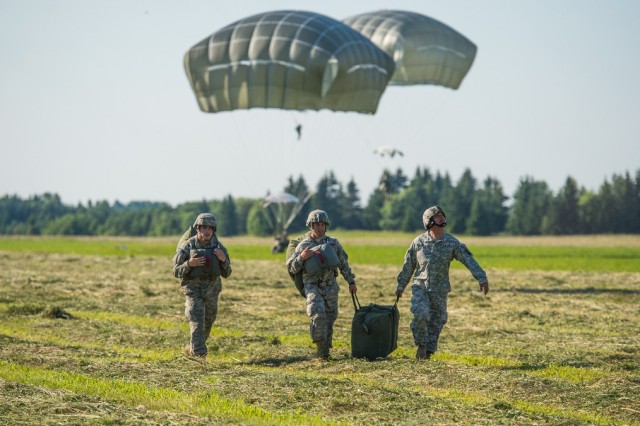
top-left (479, 282), bottom-right (489, 295)
top-left (349, 283), bottom-right (357, 294)
top-left (188, 255), bottom-right (205, 268)
top-left (213, 248), bottom-right (226, 263)
top-left (395, 289), bottom-right (404, 298)
top-left (300, 247), bottom-right (313, 261)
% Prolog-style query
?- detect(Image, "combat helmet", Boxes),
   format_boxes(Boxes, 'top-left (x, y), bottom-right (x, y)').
top-left (422, 205), bottom-right (446, 229)
top-left (306, 209), bottom-right (330, 227)
top-left (194, 213), bottom-right (217, 229)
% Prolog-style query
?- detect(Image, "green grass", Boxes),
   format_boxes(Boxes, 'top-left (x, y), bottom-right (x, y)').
top-left (2, 234), bottom-right (640, 271)
top-left (0, 236), bottom-right (172, 256)
top-left (467, 245), bottom-right (640, 272)
top-left (0, 234), bottom-right (639, 424)
top-left (0, 361), bottom-right (331, 425)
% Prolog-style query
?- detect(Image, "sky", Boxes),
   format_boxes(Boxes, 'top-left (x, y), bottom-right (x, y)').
top-left (1, 1), bottom-right (639, 207)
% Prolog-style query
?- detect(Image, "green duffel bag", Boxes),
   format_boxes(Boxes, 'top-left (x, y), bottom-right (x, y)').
top-left (351, 294), bottom-right (399, 361)
top-left (302, 243), bottom-right (340, 274)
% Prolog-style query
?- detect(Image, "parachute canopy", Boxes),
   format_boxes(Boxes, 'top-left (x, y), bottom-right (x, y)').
top-left (262, 192), bottom-right (300, 207)
top-left (374, 145), bottom-right (404, 158)
top-left (343, 10), bottom-right (477, 89)
top-left (262, 191), bottom-right (313, 235)
top-left (184, 10), bottom-right (395, 114)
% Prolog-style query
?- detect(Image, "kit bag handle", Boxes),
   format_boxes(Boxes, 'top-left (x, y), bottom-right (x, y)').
top-left (351, 293), bottom-right (362, 312)
top-left (352, 293), bottom-right (400, 313)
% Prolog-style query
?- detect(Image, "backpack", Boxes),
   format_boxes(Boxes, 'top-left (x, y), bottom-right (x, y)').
top-left (176, 225), bottom-right (196, 251)
top-left (285, 234), bottom-right (306, 297)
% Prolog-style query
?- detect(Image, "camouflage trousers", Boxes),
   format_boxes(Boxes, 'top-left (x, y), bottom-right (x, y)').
top-left (304, 281), bottom-right (339, 347)
top-left (182, 279), bottom-right (222, 356)
top-left (410, 284), bottom-right (448, 353)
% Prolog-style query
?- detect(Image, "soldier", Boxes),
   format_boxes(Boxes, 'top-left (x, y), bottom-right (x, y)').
top-left (396, 205), bottom-right (489, 360)
top-left (286, 209), bottom-right (357, 359)
top-left (173, 213), bottom-right (232, 360)
top-left (271, 230), bottom-right (289, 254)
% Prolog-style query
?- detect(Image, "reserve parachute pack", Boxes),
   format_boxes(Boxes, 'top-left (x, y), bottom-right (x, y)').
top-left (176, 226), bottom-right (223, 280)
top-left (286, 235), bottom-right (341, 298)
top-left (302, 243), bottom-right (340, 274)
top-left (186, 247), bottom-right (223, 279)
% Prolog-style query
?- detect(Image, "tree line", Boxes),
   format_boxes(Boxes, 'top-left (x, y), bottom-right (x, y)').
top-left (1, 167), bottom-right (638, 237)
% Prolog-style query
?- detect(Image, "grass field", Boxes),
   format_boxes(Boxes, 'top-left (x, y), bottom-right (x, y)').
top-left (0, 234), bottom-right (639, 425)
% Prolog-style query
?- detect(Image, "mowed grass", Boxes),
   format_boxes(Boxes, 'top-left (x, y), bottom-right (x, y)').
top-left (0, 233), bottom-right (639, 425)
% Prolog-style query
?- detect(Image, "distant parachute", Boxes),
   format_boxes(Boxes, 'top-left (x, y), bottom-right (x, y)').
top-left (262, 191), bottom-right (312, 235)
top-left (343, 10), bottom-right (477, 89)
top-left (262, 192), bottom-right (300, 206)
top-left (184, 10), bottom-right (395, 114)
top-left (374, 145), bottom-right (404, 158)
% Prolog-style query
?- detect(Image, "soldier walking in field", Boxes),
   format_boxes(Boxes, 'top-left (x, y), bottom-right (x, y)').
top-left (396, 205), bottom-right (489, 360)
top-left (286, 210), bottom-right (357, 359)
top-left (173, 213), bottom-right (231, 360)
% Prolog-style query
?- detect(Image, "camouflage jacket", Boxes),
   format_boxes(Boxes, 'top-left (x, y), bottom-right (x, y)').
top-left (286, 232), bottom-right (356, 286)
top-left (173, 235), bottom-right (232, 283)
top-left (397, 232), bottom-right (486, 292)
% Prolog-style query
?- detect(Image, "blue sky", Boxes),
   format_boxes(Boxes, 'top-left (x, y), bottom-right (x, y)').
top-left (1, 1), bottom-right (638, 206)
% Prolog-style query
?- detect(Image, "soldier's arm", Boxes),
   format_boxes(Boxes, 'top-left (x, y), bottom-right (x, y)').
top-left (396, 243), bottom-right (418, 294)
top-left (287, 244), bottom-right (307, 275)
top-left (217, 243), bottom-right (232, 278)
top-left (172, 247), bottom-right (191, 278)
top-left (455, 243), bottom-right (488, 287)
top-left (335, 241), bottom-right (356, 285)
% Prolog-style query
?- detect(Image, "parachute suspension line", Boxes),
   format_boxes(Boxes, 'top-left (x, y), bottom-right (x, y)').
top-left (279, 112), bottom-right (303, 201)
top-left (262, 203), bottom-right (273, 227)
top-left (347, 118), bottom-right (386, 170)
top-left (406, 88), bottom-right (452, 147)
top-left (226, 113), bottom-right (260, 193)
top-left (262, 203), bottom-right (276, 234)
top-left (283, 191), bottom-right (313, 232)
top-left (275, 112), bottom-right (298, 186)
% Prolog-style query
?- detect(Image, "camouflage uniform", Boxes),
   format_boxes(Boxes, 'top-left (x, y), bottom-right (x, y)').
top-left (173, 235), bottom-right (231, 357)
top-left (397, 232), bottom-right (486, 353)
top-left (287, 231), bottom-right (356, 349)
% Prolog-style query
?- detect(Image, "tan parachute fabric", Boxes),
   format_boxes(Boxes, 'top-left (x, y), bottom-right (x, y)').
top-left (184, 10), bottom-right (395, 114)
top-left (342, 10), bottom-right (477, 89)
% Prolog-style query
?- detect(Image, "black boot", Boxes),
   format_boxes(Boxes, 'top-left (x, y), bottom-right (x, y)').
top-left (416, 345), bottom-right (431, 360)
top-left (315, 340), bottom-right (329, 359)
